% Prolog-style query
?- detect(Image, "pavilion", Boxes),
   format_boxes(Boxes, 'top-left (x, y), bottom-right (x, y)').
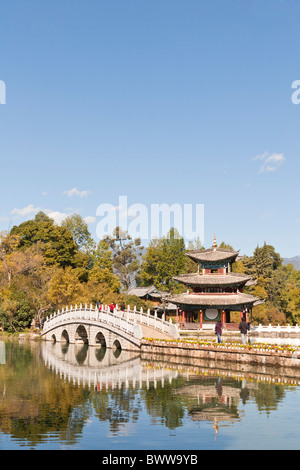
top-left (168, 236), bottom-right (261, 329)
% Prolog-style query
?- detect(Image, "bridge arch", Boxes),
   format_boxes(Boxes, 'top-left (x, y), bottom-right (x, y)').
top-left (113, 339), bottom-right (122, 350)
top-left (61, 329), bottom-right (70, 343)
top-left (95, 331), bottom-right (106, 348)
top-left (75, 325), bottom-right (88, 344)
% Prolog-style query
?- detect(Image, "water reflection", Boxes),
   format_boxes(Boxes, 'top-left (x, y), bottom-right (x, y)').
top-left (0, 341), bottom-right (5, 364)
top-left (42, 342), bottom-right (179, 390)
top-left (0, 340), bottom-right (300, 449)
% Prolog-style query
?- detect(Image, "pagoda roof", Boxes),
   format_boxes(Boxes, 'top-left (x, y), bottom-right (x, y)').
top-left (127, 285), bottom-right (163, 299)
top-left (173, 272), bottom-right (253, 287)
top-left (168, 292), bottom-right (260, 307)
top-left (186, 247), bottom-right (240, 263)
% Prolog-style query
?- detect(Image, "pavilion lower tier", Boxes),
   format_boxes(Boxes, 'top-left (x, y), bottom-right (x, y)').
top-left (174, 306), bottom-right (252, 326)
top-left (166, 292), bottom-right (260, 328)
top-left (167, 298), bottom-right (259, 328)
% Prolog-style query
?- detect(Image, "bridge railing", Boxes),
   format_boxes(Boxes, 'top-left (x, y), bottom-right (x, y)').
top-left (250, 324), bottom-right (300, 334)
top-left (121, 305), bottom-right (179, 339)
top-left (43, 303), bottom-right (179, 339)
top-left (43, 305), bottom-right (143, 339)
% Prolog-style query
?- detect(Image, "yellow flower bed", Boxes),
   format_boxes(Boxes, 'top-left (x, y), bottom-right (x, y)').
top-left (143, 337), bottom-right (299, 354)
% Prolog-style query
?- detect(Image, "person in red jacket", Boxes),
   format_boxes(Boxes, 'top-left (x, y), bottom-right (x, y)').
top-left (215, 320), bottom-right (223, 343)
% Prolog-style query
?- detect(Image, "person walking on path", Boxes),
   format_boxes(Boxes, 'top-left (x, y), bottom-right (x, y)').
top-left (215, 320), bottom-right (223, 343)
top-left (239, 318), bottom-right (249, 345)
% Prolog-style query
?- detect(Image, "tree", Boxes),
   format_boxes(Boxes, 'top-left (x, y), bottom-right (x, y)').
top-left (0, 299), bottom-right (32, 332)
top-left (137, 238), bottom-right (162, 287)
top-left (0, 299), bottom-right (19, 331)
top-left (46, 267), bottom-right (89, 309)
top-left (88, 266), bottom-right (121, 293)
top-left (218, 241), bottom-right (234, 250)
top-left (280, 278), bottom-right (300, 324)
top-left (0, 232), bottom-right (45, 298)
top-left (104, 227), bottom-right (143, 290)
top-left (89, 239), bottom-right (121, 292)
top-left (252, 277), bottom-right (269, 301)
top-left (10, 212), bottom-right (76, 268)
top-left (138, 228), bottom-right (186, 293)
top-left (267, 264), bottom-right (298, 307)
top-left (0, 231), bottom-right (21, 286)
top-left (93, 239), bottom-right (114, 271)
top-left (243, 242), bottom-right (282, 280)
top-left (61, 214), bottom-right (95, 253)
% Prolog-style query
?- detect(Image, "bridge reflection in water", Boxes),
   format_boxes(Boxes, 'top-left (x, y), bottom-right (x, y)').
top-left (37, 341), bottom-right (300, 442)
top-left (41, 342), bottom-right (179, 391)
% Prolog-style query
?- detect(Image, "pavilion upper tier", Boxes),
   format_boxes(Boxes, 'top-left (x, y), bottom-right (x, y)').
top-left (186, 246), bottom-right (240, 265)
top-left (173, 272), bottom-right (255, 288)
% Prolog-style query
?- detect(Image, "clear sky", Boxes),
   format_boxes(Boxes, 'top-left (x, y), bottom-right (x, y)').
top-left (0, 0), bottom-right (300, 257)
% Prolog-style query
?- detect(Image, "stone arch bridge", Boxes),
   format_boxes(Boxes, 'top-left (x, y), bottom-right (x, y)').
top-left (42, 304), bottom-right (179, 351)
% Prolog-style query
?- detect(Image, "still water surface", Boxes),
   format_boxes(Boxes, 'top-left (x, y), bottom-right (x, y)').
top-left (1, 339), bottom-right (300, 450)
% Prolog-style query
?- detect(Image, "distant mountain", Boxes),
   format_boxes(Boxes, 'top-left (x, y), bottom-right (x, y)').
top-left (283, 256), bottom-right (300, 271)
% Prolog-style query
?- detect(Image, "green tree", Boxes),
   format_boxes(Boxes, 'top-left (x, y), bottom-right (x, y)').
top-left (11, 212), bottom-right (76, 268)
top-left (280, 278), bottom-right (300, 324)
top-left (243, 242), bottom-right (282, 279)
top-left (89, 239), bottom-right (121, 292)
top-left (61, 214), bottom-right (95, 253)
top-left (104, 227), bottom-right (143, 290)
top-left (0, 299), bottom-right (32, 332)
top-left (138, 228), bottom-right (186, 293)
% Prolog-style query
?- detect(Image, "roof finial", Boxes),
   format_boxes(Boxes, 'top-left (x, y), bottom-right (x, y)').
top-left (213, 234), bottom-right (217, 249)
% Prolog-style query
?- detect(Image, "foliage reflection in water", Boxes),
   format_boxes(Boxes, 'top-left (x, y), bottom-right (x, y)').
top-left (0, 340), bottom-right (300, 449)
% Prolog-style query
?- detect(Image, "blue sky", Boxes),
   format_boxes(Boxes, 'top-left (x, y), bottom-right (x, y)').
top-left (0, 0), bottom-right (300, 257)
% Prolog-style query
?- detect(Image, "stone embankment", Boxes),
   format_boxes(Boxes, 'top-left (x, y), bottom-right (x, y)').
top-left (141, 338), bottom-right (300, 369)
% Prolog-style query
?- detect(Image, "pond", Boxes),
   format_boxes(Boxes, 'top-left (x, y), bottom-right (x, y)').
top-left (0, 339), bottom-right (300, 451)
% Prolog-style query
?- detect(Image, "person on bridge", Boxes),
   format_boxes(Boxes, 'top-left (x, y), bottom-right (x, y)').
top-left (109, 302), bottom-right (116, 313)
top-left (120, 302), bottom-right (125, 311)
